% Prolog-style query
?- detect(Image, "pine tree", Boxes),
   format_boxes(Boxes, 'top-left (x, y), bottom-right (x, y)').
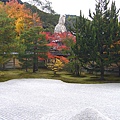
top-left (108, 2), bottom-right (120, 76)
top-left (19, 26), bottom-right (48, 72)
top-left (89, 0), bottom-right (120, 79)
top-left (0, 10), bottom-right (16, 69)
top-left (72, 0), bottom-right (120, 80)
top-left (72, 11), bottom-right (94, 75)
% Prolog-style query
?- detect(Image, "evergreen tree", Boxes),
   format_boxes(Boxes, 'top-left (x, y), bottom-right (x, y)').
top-left (0, 10), bottom-right (16, 69)
top-left (72, 0), bottom-right (120, 79)
top-left (108, 2), bottom-right (120, 76)
top-left (72, 11), bottom-right (94, 75)
top-left (111, 39), bottom-right (120, 76)
top-left (19, 26), bottom-right (48, 72)
top-left (89, 0), bottom-right (120, 80)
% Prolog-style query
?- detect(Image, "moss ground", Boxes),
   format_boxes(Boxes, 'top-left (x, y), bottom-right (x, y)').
top-left (0, 69), bottom-right (120, 84)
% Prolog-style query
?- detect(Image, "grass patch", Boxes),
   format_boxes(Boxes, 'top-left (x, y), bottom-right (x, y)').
top-left (0, 69), bottom-right (120, 84)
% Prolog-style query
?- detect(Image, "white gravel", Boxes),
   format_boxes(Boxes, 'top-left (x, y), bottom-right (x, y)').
top-left (70, 107), bottom-right (111, 120)
top-left (0, 79), bottom-right (120, 120)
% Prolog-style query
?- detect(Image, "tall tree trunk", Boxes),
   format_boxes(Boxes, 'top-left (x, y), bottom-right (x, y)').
top-left (118, 66), bottom-right (120, 77)
top-left (25, 58), bottom-right (28, 72)
top-left (74, 57), bottom-right (80, 76)
top-left (79, 66), bottom-right (82, 76)
top-left (33, 52), bottom-right (36, 73)
top-left (2, 63), bottom-right (5, 70)
top-left (13, 57), bottom-right (15, 69)
top-left (33, 63), bottom-right (36, 73)
top-left (75, 64), bottom-right (79, 76)
top-left (54, 71), bottom-right (56, 76)
top-left (35, 57), bottom-right (38, 71)
top-left (25, 67), bottom-right (28, 72)
top-left (100, 64), bottom-right (105, 80)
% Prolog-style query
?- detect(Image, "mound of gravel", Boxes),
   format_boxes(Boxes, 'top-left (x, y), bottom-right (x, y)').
top-left (70, 108), bottom-right (111, 120)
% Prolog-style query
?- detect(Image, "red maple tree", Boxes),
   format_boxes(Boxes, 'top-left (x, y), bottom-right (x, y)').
top-left (43, 31), bottom-right (76, 63)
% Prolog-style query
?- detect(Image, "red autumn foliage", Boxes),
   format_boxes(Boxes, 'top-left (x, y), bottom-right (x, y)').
top-left (47, 52), bottom-right (55, 59)
top-left (47, 42), bottom-right (57, 47)
top-left (38, 32), bottom-right (76, 64)
top-left (45, 31), bottom-right (76, 50)
top-left (38, 57), bottom-right (45, 61)
top-left (59, 56), bottom-right (69, 63)
top-left (47, 54), bottom-right (69, 63)
top-left (57, 45), bottom-right (68, 51)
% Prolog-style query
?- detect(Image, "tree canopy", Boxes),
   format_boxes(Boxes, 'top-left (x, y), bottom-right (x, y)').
top-left (72, 0), bottom-right (120, 79)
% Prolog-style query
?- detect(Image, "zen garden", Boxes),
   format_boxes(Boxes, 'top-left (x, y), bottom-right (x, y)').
top-left (0, 0), bottom-right (120, 120)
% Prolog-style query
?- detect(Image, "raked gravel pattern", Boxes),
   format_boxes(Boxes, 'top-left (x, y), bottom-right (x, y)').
top-left (0, 79), bottom-right (120, 120)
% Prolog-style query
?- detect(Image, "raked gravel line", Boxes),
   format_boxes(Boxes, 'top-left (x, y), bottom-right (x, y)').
top-left (0, 79), bottom-right (120, 120)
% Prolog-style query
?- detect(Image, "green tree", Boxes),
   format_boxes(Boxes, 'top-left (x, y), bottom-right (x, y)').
top-left (63, 34), bottom-right (81, 76)
top-left (19, 26), bottom-right (48, 72)
top-left (89, 0), bottom-right (120, 80)
top-left (111, 40), bottom-right (120, 76)
top-left (108, 2), bottom-right (120, 77)
top-left (71, 11), bottom-right (94, 76)
top-left (72, 0), bottom-right (120, 80)
top-left (0, 10), bottom-right (16, 69)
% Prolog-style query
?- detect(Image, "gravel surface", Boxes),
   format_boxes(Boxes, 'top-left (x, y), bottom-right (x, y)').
top-left (0, 79), bottom-right (120, 120)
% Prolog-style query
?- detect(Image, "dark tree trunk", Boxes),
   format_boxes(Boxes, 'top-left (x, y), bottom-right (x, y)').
top-left (35, 57), bottom-right (38, 71)
top-left (100, 64), bottom-right (105, 80)
top-left (25, 67), bottom-right (28, 72)
top-left (54, 71), bottom-right (56, 76)
top-left (2, 63), bottom-right (5, 70)
top-left (79, 67), bottom-right (82, 76)
top-left (75, 64), bottom-right (80, 76)
top-left (118, 66), bottom-right (120, 77)
top-left (13, 57), bottom-right (15, 69)
top-left (33, 52), bottom-right (36, 73)
top-left (33, 43), bottom-right (38, 73)
top-left (33, 63), bottom-right (36, 73)
top-left (25, 58), bottom-right (28, 72)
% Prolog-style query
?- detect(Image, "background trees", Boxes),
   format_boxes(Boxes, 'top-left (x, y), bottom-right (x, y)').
top-left (4, 0), bottom-right (34, 35)
top-left (0, 0), bottom-right (120, 79)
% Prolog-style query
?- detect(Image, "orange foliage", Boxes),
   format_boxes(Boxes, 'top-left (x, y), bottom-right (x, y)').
top-left (114, 40), bottom-right (120, 45)
top-left (3, 0), bottom-right (42, 34)
top-left (58, 56), bottom-right (69, 63)
top-left (32, 13), bottom-right (42, 27)
top-left (5, 0), bottom-right (31, 19)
